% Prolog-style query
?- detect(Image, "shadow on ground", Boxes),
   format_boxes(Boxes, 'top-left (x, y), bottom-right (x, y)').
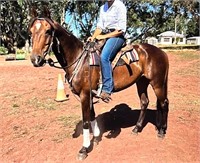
top-left (72, 103), bottom-right (157, 139)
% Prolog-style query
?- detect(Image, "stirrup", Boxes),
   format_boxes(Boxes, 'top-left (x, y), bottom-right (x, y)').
top-left (100, 91), bottom-right (112, 103)
top-left (92, 90), bottom-right (101, 98)
top-left (92, 90), bottom-right (112, 103)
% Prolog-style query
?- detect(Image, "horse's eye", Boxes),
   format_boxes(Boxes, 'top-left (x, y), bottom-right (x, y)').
top-left (45, 29), bottom-right (52, 35)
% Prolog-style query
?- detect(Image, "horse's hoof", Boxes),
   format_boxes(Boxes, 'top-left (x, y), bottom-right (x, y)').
top-left (77, 147), bottom-right (88, 160)
top-left (77, 152), bottom-right (88, 160)
top-left (157, 129), bottom-right (166, 139)
top-left (132, 130), bottom-right (138, 135)
top-left (157, 133), bottom-right (165, 139)
top-left (132, 127), bottom-right (139, 135)
top-left (93, 137), bottom-right (99, 147)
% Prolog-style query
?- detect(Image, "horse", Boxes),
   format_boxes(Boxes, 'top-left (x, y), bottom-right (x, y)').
top-left (29, 8), bottom-right (169, 160)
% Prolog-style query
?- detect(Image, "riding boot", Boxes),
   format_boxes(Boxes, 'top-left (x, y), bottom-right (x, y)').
top-left (92, 90), bottom-right (112, 103)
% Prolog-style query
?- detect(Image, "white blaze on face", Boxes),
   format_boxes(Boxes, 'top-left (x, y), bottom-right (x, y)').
top-left (35, 22), bottom-right (41, 30)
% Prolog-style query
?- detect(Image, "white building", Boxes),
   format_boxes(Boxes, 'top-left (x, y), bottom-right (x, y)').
top-left (145, 37), bottom-right (158, 45)
top-left (186, 36), bottom-right (200, 45)
top-left (157, 31), bottom-right (186, 45)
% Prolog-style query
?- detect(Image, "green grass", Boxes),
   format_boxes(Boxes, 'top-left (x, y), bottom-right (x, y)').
top-left (28, 97), bottom-right (59, 110)
top-left (172, 51), bottom-right (200, 60)
top-left (13, 125), bottom-right (29, 138)
top-left (52, 115), bottom-right (80, 142)
top-left (172, 51), bottom-right (200, 76)
top-left (57, 115), bottom-right (80, 128)
top-left (176, 61), bottom-right (200, 76)
top-left (0, 46), bottom-right (8, 55)
top-left (7, 104), bottom-right (21, 115)
top-left (159, 44), bottom-right (200, 50)
top-left (52, 132), bottom-right (70, 143)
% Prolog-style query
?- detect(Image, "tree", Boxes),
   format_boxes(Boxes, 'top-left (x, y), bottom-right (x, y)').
top-left (0, 0), bottom-right (68, 53)
top-left (65, 1), bottom-right (103, 39)
top-left (0, 1), bottom-right (28, 53)
top-left (126, 0), bottom-right (199, 42)
top-left (171, 0), bottom-right (199, 37)
top-left (125, 0), bottom-right (173, 42)
top-left (65, 0), bottom-right (198, 42)
top-left (0, 0), bottom-right (199, 53)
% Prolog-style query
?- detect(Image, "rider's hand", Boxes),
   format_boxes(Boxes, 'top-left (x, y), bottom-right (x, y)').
top-left (96, 35), bottom-right (106, 40)
top-left (87, 36), bottom-right (95, 42)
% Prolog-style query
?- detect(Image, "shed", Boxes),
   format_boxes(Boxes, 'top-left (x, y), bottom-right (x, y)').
top-left (145, 37), bottom-right (158, 45)
top-left (157, 31), bottom-right (186, 45)
top-left (186, 36), bottom-right (200, 45)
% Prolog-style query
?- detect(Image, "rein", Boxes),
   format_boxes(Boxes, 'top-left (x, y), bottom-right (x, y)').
top-left (46, 43), bottom-right (89, 70)
top-left (31, 17), bottom-right (94, 100)
top-left (34, 17), bottom-right (90, 71)
top-left (45, 32), bottom-right (92, 88)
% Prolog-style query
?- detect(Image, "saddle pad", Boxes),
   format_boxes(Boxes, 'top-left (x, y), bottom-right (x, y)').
top-left (124, 49), bottom-right (139, 63)
top-left (89, 50), bottom-right (100, 66)
top-left (89, 48), bottom-right (139, 67)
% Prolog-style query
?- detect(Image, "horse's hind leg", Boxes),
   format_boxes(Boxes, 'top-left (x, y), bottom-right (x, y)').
top-left (154, 87), bottom-right (169, 138)
top-left (132, 76), bottom-right (149, 134)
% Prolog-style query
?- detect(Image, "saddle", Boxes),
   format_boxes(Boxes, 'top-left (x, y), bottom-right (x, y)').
top-left (87, 40), bottom-right (139, 97)
top-left (88, 40), bottom-right (139, 68)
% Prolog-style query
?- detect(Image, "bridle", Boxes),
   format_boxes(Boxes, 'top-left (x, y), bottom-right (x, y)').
top-left (30, 17), bottom-right (82, 69)
top-left (30, 17), bottom-right (98, 106)
top-left (30, 17), bottom-right (93, 90)
top-left (30, 17), bottom-right (56, 66)
top-left (43, 30), bottom-right (55, 59)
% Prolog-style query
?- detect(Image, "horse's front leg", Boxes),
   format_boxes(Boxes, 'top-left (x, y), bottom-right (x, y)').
top-left (77, 93), bottom-right (100, 160)
top-left (77, 93), bottom-right (91, 160)
top-left (90, 104), bottom-right (101, 145)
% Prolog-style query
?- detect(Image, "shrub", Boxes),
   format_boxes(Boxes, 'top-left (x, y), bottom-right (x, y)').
top-left (0, 46), bottom-right (8, 55)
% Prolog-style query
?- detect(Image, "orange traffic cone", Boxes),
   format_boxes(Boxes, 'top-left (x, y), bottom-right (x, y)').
top-left (55, 74), bottom-right (68, 102)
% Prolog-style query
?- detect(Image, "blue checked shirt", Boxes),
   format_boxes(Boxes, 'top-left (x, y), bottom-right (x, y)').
top-left (97, 0), bottom-right (127, 33)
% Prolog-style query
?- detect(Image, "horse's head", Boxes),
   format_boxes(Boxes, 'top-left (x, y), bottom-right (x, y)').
top-left (29, 7), bottom-right (55, 67)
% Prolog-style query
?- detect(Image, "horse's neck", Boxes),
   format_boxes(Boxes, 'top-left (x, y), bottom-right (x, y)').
top-left (53, 25), bottom-right (83, 68)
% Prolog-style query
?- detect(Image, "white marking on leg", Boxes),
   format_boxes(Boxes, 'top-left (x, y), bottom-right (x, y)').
top-left (83, 129), bottom-right (90, 148)
top-left (91, 119), bottom-right (100, 137)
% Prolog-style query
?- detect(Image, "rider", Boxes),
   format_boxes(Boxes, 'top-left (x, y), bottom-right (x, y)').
top-left (87, 0), bottom-right (127, 103)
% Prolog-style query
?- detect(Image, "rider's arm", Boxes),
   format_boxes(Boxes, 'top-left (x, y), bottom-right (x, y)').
top-left (103, 30), bottom-right (124, 38)
top-left (91, 28), bottom-right (102, 40)
top-left (96, 29), bottom-right (124, 40)
top-left (87, 28), bottom-right (102, 42)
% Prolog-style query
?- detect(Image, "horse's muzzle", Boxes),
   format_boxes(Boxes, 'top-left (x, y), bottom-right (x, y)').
top-left (30, 54), bottom-right (46, 67)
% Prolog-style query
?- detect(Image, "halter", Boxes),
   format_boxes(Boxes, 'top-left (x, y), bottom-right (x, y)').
top-left (30, 18), bottom-right (58, 65)
top-left (31, 18), bottom-right (93, 90)
top-left (31, 17), bottom-right (80, 69)
top-left (44, 30), bottom-right (55, 58)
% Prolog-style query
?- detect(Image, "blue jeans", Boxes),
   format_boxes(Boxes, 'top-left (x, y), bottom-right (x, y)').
top-left (100, 37), bottom-right (125, 94)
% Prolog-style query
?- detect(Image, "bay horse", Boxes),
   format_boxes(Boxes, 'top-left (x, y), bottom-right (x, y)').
top-left (29, 9), bottom-right (169, 160)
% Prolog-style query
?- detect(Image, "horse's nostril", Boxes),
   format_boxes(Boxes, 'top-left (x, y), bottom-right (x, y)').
top-left (30, 54), bottom-right (45, 67)
top-left (30, 55), bottom-right (36, 63)
top-left (37, 56), bottom-right (41, 63)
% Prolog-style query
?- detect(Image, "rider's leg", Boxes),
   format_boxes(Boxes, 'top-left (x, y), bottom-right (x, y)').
top-left (100, 37), bottom-right (125, 95)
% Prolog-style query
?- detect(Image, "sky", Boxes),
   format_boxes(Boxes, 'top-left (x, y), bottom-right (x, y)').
top-left (65, 11), bottom-right (80, 37)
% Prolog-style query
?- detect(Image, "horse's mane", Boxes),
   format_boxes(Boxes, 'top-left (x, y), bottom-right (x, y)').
top-left (49, 19), bottom-right (84, 68)
top-left (53, 21), bottom-right (83, 48)
top-left (53, 21), bottom-right (72, 37)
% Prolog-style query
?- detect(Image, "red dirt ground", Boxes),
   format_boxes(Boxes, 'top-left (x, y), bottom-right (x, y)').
top-left (0, 50), bottom-right (199, 163)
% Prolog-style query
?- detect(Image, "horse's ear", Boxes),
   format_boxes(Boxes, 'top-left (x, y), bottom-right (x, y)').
top-left (30, 6), bottom-right (38, 18)
top-left (43, 6), bottom-right (51, 18)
